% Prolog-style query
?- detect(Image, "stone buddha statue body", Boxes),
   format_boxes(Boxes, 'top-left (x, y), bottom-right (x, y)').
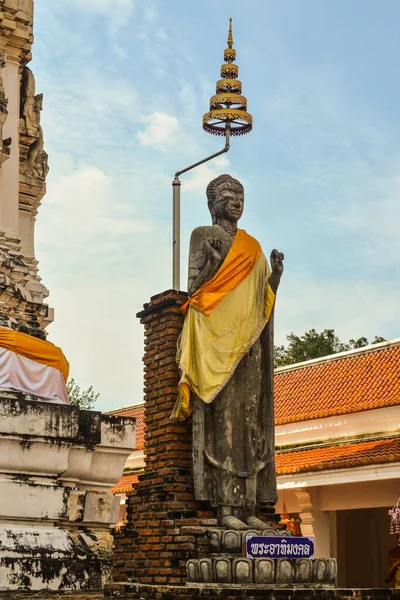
top-left (183, 174), bottom-right (284, 530)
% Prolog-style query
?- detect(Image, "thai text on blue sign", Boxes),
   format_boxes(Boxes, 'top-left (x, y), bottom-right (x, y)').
top-left (246, 536), bottom-right (315, 559)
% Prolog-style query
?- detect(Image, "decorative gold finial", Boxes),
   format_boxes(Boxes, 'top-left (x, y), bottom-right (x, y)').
top-left (227, 17), bottom-right (233, 49)
top-left (202, 18), bottom-right (252, 137)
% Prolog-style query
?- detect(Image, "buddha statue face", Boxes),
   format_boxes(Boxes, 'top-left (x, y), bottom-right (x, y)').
top-left (214, 182), bottom-right (244, 223)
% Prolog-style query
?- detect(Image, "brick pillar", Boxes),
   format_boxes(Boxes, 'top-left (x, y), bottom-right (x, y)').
top-left (113, 290), bottom-right (216, 586)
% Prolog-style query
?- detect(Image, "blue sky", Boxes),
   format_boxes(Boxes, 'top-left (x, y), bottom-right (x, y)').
top-left (31, 0), bottom-right (400, 410)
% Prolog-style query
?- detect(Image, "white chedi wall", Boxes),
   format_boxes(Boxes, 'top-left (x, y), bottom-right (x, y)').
top-left (0, 392), bottom-right (135, 592)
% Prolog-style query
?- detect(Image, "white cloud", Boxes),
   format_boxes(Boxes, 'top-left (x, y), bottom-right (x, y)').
top-left (275, 270), bottom-right (400, 347)
top-left (184, 155), bottom-right (231, 194)
top-left (136, 112), bottom-right (180, 149)
top-left (36, 165), bottom-right (170, 410)
top-left (38, 70), bottom-right (140, 171)
top-left (45, 280), bottom-right (149, 412)
top-left (59, 0), bottom-right (135, 30)
top-left (62, 0), bottom-right (134, 16)
top-left (143, 3), bottom-right (158, 23)
top-left (322, 172), bottom-right (400, 270)
top-left (41, 271), bottom-right (149, 410)
top-left (37, 166), bottom-right (151, 276)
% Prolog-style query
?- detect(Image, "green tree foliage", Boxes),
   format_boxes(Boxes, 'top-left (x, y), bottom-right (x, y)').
top-left (274, 329), bottom-right (386, 368)
top-left (66, 377), bottom-right (100, 410)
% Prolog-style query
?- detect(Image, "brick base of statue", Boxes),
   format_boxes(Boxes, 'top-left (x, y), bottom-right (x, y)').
top-left (112, 290), bottom-right (216, 586)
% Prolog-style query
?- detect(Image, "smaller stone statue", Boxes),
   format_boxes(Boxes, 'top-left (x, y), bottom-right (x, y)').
top-left (20, 67), bottom-right (42, 138)
top-left (23, 125), bottom-right (49, 180)
top-left (385, 546), bottom-right (400, 588)
top-left (0, 50), bottom-right (8, 143)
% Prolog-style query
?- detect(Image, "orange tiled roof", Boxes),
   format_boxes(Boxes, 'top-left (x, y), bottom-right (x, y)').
top-left (276, 437), bottom-right (400, 475)
top-left (106, 404), bottom-right (146, 449)
top-left (275, 342), bottom-right (400, 426)
top-left (111, 473), bottom-right (139, 494)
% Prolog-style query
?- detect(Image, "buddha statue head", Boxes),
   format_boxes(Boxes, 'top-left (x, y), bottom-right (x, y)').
top-left (206, 174), bottom-right (244, 225)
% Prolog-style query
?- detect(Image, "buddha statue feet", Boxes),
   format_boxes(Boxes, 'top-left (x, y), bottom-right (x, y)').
top-left (246, 515), bottom-right (269, 530)
top-left (219, 507), bottom-right (271, 531)
top-left (221, 515), bottom-right (249, 530)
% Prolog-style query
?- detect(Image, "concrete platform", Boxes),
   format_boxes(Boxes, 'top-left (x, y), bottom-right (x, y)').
top-left (105, 582), bottom-right (400, 600)
top-left (0, 594), bottom-right (103, 600)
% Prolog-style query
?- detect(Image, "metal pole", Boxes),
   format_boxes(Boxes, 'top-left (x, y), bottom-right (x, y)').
top-left (172, 124), bottom-right (231, 290)
top-left (172, 176), bottom-right (181, 291)
top-left (175, 124), bottom-right (231, 178)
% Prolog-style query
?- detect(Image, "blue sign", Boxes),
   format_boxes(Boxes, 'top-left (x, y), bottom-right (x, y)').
top-left (246, 535), bottom-right (315, 559)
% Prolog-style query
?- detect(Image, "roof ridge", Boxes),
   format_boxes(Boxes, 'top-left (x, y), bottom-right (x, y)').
top-left (276, 435), bottom-right (400, 476)
top-left (276, 431), bottom-right (400, 454)
top-left (275, 337), bottom-right (400, 375)
top-left (103, 402), bottom-right (145, 414)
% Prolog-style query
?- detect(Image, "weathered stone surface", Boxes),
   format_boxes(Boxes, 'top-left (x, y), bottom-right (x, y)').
top-left (68, 491), bottom-right (86, 522)
top-left (198, 559), bottom-right (214, 584)
top-left (221, 530), bottom-right (241, 554)
top-left (0, 595), bottom-right (103, 600)
top-left (186, 560), bottom-right (199, 584)
top-left (185, 557), bottom-right (336, 586)
top-left (233, 558), bottom-right (253, 584)
top-left (0, 50), bottom-right (8, 166)
top-left (214, 557), bottom-right (231, 584)
top-left (0, 0), bottom-right (52, 337)
top-left (254, 558), bottom-right (275, 584)
top-left (314, 558), bottom-right (337, 584)
top-left (105, 582), bottom-right (400, 600)
top-left (294, 558), bottom-right (313, 583)
top-left (0, 527), bottom-right (104, 592)
top-left (207, 530), bottom-right (221, 553)
top-left (0, 395), bottom-right (135, 592)
top-left (83, 493), bottom-right (120, 525)
top-left (0, 396), bottom-right (79, 439)
top-left (206, 527), bottom-right (289, 556)
top-left (0, 478), bottom-right (67, 521)
top-left (275, 558), bottom-right (295, 584)
top-left (261, 527), bottom-right (279, 536)
top-left (243, 530), bottom-right (260, 545)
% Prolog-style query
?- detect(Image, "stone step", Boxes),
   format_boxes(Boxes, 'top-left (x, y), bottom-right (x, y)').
top-left (0, 594), bottom-right (104, 600)
top-left (187, 556), bottom-right (337, 585)
top-left (207, 527), bottom-right (292, 554)
top-left (105, 583), bottom-right (397, 600)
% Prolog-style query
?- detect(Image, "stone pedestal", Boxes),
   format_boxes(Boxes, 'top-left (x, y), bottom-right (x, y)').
top-left (105, 584), bottom-right (399, 600)
top-left (0, 393), bottom-right (135, 592)
top-left (113, 290), bottom-right (216, 586)
top-left (0, 594), bottom-right (104, 600)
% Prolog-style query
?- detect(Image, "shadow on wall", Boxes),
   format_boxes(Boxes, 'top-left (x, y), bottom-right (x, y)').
top-left (337, 506), bottom-right (393, 588)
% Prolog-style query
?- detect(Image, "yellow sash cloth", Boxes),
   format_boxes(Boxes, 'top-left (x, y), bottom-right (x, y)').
top-left (173, 229), bottom-right (275, 421)
top-left (0, 327), bottom-right (69, 381)
top-left (181, 229), bottom-right (262, 316)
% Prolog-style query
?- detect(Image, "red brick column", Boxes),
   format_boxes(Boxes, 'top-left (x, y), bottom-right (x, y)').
top-left (113, 290), bottom-right (215, 586)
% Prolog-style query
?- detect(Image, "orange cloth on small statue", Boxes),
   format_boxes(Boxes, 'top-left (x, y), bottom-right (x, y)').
top-left (385, 547), bottom-right (400, 586)
top-left (181, 229), bottom-right (262, 316)
top-left (0, 327), bottom-right (69, 381)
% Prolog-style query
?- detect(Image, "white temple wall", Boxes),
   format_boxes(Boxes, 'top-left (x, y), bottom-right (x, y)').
top-left (0, 395), bottom-right (136, 591)
top-left (276, 405), bottom-right (400, 447)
